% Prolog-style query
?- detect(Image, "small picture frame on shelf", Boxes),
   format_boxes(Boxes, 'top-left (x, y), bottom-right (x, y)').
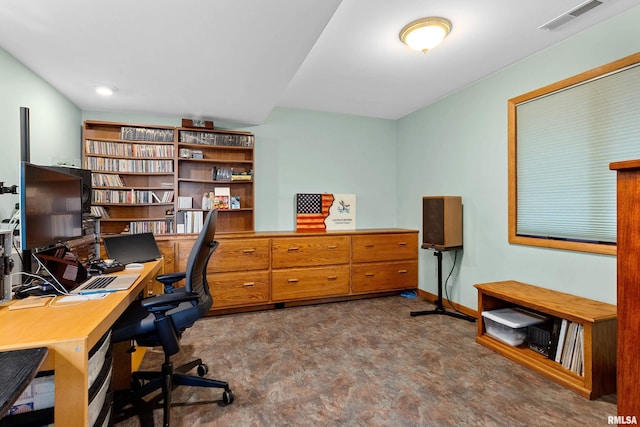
top-left (230, 196), bottom-right (241, 209)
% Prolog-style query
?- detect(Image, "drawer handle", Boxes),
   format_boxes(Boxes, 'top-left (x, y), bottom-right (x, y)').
top-left (243, 282), bottom-right (255, 288)
top-left (398, 242), bottom-right (407, 246)
top-left (327, 275), bottom-right (337, 280)
top-left (365, 244), bottom-right (375, 248)
top-left (288, 278), bottom-right (299, 283)
top-left (365, 272), bottom-right (375, 277)
top-left (243, 248), bottom-right (256, 254)
top-left (327, 245), bottom-right (337, 250)
top-left (398, 269), bottom-right (408, 274)
top-left (288, 247), bottom-right (299, 252)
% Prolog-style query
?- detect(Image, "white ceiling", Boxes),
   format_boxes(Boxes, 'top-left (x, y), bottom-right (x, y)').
top-left (1, 0), bottom-right (639, 125)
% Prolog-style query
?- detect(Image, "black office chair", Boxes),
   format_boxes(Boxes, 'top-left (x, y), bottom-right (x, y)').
top-left (112, 209), bottom-right (234, 427)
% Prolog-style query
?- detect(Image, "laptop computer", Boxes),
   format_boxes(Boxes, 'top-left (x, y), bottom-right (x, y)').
top-left (33, 246), bottom-right (139, 294)
top-left (102, 232), bottom-right (162, 265)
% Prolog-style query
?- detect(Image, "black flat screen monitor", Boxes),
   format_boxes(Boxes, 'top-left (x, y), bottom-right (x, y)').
top-left (20, 162), bottom-right (83, 251)
top-left (102, 232), bottom-right (162, 265)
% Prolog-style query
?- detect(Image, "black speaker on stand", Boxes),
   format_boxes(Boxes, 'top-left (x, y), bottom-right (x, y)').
top-left (410, 196), bottom-right (475, 322)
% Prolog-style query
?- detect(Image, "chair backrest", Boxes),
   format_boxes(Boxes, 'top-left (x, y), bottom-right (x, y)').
top-left (183, 209), bottom-right (218, 317)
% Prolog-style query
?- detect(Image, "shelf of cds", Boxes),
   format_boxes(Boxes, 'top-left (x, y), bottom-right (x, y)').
top-left (83, 120), bottom-right (255, 236)
top-left (84, 121), bottom-right (176, 236)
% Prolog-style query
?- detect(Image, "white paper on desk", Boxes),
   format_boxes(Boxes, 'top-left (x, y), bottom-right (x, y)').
top-left (57, 294), bottom-right (108, 303)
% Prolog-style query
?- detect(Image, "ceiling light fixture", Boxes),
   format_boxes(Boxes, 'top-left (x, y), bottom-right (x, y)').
top-left (399, 17), bottom-right (452, 53)
top-left (95, 85), bottom-right (117, 96)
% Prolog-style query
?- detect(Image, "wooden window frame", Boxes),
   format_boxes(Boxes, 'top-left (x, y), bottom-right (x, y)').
top-left (508, 51), bottom-right (640, 256)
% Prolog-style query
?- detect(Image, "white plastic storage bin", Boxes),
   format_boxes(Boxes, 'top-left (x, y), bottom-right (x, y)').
top-left (482, 307), bottom-right (548, 347)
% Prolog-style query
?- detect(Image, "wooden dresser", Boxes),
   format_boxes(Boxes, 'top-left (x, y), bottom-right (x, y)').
top-left (610, 160), bottom-right (640, 417)
top-left (172, 229), bottom-right (418, 312)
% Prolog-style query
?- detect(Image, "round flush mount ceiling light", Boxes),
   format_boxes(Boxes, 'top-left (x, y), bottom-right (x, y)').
top-left (399, 17), bottom-right (452, 53)
top-left (95, 85), bottom-right (118, 96)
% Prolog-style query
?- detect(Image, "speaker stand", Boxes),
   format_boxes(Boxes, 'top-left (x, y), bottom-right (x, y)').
top-left (410, 249), bottom-right (476, 322)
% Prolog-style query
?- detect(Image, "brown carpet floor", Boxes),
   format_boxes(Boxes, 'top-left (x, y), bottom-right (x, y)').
top-left (113, 295), bottom-right (617, 426)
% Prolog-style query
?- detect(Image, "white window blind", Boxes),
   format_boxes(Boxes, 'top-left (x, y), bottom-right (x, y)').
top-left (516, 63), bottom-right (640, 244)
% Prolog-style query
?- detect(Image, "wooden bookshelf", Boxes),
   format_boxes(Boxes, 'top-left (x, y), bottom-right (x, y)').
top-left (474, 280), bottom-right (616, 399)
top-left (83, 120), bottom-right (255, 235)
top-left (83, 121), bottom-right (176, 235)
top-left (176, 127), bottom-right (254, 233)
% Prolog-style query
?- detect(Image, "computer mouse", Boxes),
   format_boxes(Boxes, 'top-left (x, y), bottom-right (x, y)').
top-left (125, 263), bottom-right (144, 270)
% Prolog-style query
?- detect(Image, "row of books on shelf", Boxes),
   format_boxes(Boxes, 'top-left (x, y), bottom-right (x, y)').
top-left (179, 130), bottom-right (254, 147)
top-left (547, 318), bottom-right (585, 376)
top-left (128, 219), bottom-right (174, 234)
top-left (92, 190), bottom-right (174, 204)
top-left (176, 211), bottom-right (204, 234)
top-left (211, 167), bottom-right (252, 181)
top-left (178, 188), bottom-right (240, 210)
top-left (92, 173), bottom-right (126, 187)
top-left (121, 126), bottom-right (174, 142)
top-left (85, 140), bottom-right (174, 158)
top-left (91, 173), bottom-right (174, 190)
top-left (85, 158), bottom-right (174, 173)
top-left (178, 196), bottom-right (194, 209)
top-left (90, 206), bottom-right (109, 218)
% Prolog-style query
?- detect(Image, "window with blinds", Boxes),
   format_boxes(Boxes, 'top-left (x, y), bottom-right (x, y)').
top-left (508, 52), bottom-right (640, 255)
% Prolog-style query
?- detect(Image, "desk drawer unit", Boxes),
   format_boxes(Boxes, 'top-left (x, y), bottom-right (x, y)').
top-left (208, 238), bottom-right (270, 272)
top-left (272, 265), bottom-right (350, 301)
top-left (351, 233), bottom-right (418, 263)
top-left (351, 260), bottom-right (418, 293)
top-left (177, 238), bottom-right (270, 272)
top-left (209, 270), bottom-right (270, 308)
top-left (271, 236), bottom-right (350, 268)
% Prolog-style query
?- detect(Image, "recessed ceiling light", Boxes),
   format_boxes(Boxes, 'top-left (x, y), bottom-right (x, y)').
top-left (96, 85), bottom-right (117, 96)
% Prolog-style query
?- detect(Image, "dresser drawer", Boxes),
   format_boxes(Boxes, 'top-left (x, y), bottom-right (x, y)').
top-left (351, 260), bottom-right (418, 293)
top-left (208, 238), bottom-right (270, 272)
top-left (210, 271), bottom-right (270, 308)
top-left (271, 236), bottom-right (350, 268)
top-left (351, 233), bottom-right (418, 263)
top-left (272, 265), bottom-right (350, 301)
top-left (176, 238), bottom-right (270, 273)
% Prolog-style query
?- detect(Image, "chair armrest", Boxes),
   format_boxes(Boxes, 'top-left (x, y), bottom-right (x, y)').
top-left (155, 272), bottom-right (187, 293)
top-left (141, 292), bottom-right (199, 314)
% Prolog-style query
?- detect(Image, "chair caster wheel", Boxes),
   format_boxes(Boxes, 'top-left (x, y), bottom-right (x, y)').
top-left (222, 389), bottom-right (234, 404)
top-left (197, 363), bottom-right (208, 377)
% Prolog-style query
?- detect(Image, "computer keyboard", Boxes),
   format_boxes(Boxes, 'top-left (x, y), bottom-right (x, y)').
top-left (82, 276), bottom-right (117, 290)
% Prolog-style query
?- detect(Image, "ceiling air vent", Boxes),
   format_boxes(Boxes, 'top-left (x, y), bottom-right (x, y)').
top-left (538, 0), bottom-right (603, 31)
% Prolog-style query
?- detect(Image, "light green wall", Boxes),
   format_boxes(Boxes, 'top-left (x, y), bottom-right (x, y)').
top-left (83, 108), bottom-right (397, 231)
top-left (396, 5), bottom-right (640, 307)
top-left (249, 107), bottom-right (396, 230)
top-left (0, 47), bottom-right (81, 222)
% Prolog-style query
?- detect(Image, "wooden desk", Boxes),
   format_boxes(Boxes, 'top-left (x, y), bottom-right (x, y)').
top-left (0, 260), bottom-right (162, 426)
